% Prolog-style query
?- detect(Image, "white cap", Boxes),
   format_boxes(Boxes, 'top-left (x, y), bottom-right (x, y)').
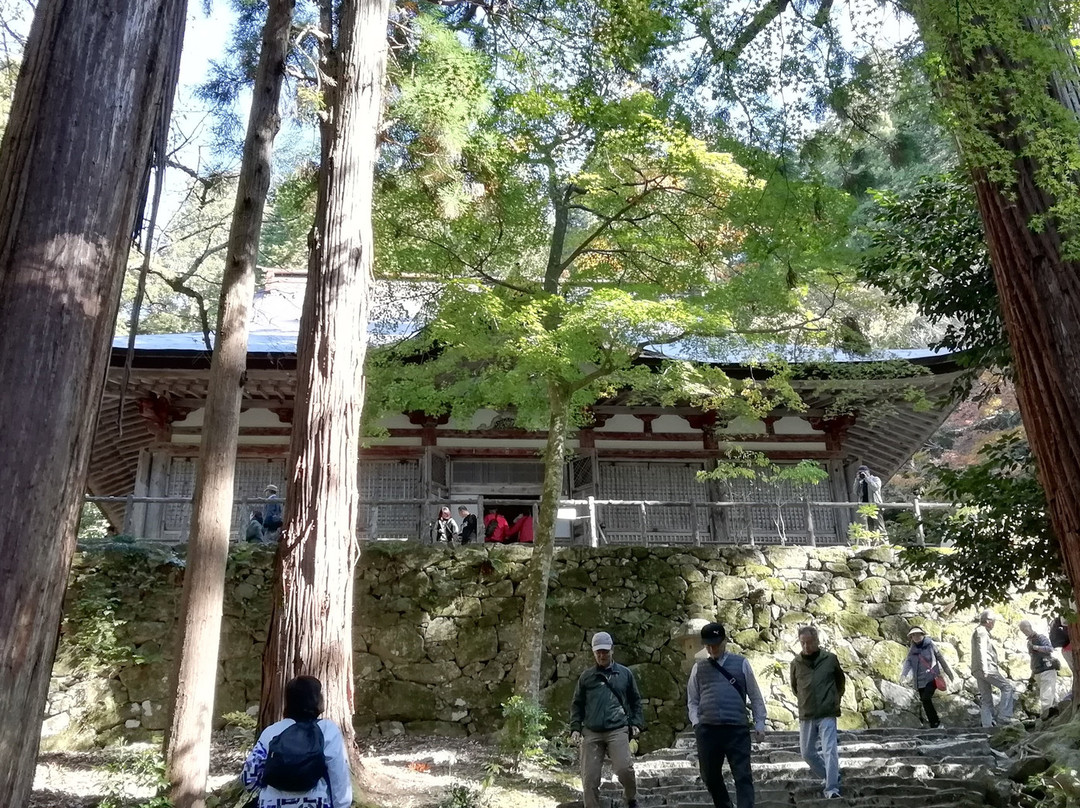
top-left (591, 632), bottom-right (613, 651)
top-left (979, 609), bottom-right (1000, 623)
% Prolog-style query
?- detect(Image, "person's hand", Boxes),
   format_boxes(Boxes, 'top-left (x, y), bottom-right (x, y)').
top-left (754, 730), bottom-right (765, 743)
top-left (629, 726), bottom-right (641, 739)
top-left (570, 731), bottom-right (582, 745)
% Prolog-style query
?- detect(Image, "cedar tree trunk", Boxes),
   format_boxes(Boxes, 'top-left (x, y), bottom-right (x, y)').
top-left (259, 0), bottom-right (392, 744)
top-left (166, 2), bottom-right (294, 805)
top-left (0, 0), bottom-right (186, 804)
top-left (909, 1), bottom-right (1080, 638)
top-left (513, 382), bottom-right (570, 700)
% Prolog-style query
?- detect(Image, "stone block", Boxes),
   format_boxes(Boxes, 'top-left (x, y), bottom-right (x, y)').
top-left (713, 576), bottom-right (749, 600)
top-left (762, 547), bottom-right (808, 570)
top-left (394, 661), bottom-right (462, 685)
top-left (368, 625), bottom-right (426, 662)
top-left (455, 627), bottom-right (500, 666)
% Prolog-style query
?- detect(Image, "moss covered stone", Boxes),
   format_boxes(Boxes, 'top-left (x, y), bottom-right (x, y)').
top-left (834, 611), bottom-right (881, 639)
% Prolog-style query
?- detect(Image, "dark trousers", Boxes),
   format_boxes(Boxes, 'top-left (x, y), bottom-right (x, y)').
top-left (918, 681), bottom-right (940, 728)
top-left (695, 723), bottom-right (754, 808)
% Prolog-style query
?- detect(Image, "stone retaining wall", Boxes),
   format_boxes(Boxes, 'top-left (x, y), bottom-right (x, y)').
top-left (44, 542), bottom-right (1062, 752)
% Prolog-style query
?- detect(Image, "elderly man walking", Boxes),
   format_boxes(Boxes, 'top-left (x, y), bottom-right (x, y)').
top-left (790, 626), bottom-right (846, 800)
top-left (688, 622), bottom-right (766, 808)
top-left (570, 631), bottom-right (644, 808)
top-left (1020, 618), bottom-right (1060, 719)
top-left (971, 609), bottom-right (1015, 727)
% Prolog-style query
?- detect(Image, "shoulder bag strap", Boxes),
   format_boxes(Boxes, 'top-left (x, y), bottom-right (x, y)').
top-left (708, 657), bottom-right (747, 702)
top-left (599, 669), bottom-right (630, 721)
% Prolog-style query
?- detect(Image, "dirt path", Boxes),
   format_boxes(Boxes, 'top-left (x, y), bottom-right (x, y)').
top-left (28, 734), bottom-right (580, 808)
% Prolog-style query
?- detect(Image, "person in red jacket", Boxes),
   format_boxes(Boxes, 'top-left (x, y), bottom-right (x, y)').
top-left (505, 513), bottom-right (534, 543)
top-left (483, 508), bottom-right (509, 542)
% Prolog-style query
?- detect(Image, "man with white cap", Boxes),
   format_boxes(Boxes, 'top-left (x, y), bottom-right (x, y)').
top-left (570, 631), bottom-right (644, 808)
top-left (971, 609), bottom-right (1015, 727)
top-left (688, 621), bottom-right (766, 808)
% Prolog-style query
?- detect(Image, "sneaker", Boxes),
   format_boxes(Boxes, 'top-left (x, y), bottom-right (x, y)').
top-left (627, 802), bottom-right (638, 808)
top-left (824, 790), bottom-right (842, 799)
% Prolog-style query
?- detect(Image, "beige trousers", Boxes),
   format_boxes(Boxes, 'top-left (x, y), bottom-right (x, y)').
top-left (581, 727), bottom-right (636, 808)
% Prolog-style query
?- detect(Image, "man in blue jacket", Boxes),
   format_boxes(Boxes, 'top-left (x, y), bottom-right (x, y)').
top-left (687, 622), bottom-right (767, 808)
top-left (570, 631), bottom-right (644, 808)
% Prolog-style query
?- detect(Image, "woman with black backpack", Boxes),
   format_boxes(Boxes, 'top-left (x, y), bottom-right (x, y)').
top-left (241, 676), bottom-right (352, 807)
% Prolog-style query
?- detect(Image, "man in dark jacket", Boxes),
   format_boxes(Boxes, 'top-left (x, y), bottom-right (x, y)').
top-left (790, 626), bottom-right (845, 800)
top-left (457, 506), bottom-right (478, 544)
top-left (688, 622), bottom-right (766, 808)
top-left (570, 631), bottom-right (644, 808)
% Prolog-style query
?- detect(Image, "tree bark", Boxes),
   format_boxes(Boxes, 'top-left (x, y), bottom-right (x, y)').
top-left (908, 3), bottom-right (1080, 630)
top-left (166, 3), bottom-right (294, 806)
top-left (259, 0), bottom-right (392, 746)
top-left (513, 382), bottom-right (570, 700)
top-left (0, 0), bottom-right (186, 804)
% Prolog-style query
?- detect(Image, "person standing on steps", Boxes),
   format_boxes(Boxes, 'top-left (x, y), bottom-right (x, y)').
top-left (1020, 619), bottom-right (1060, 719)
top-left (900, 626), bottom-right (955, 729)
top-left (569, 631), bottom-right (644, 808)
top-left (687, 621), bottom-right (766, 808)
top-left (790, 625), bottom-right (845, 800)
top-left (971, 609), bottom-right (1016, 727)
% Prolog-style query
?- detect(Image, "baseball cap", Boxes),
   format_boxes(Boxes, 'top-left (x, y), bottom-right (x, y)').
top-left (979, 609), bottom-right (1000, 623)
top-left (591, 632), bottom-right (614, 651)
top-left (700, 622), bottom-right (727, 644)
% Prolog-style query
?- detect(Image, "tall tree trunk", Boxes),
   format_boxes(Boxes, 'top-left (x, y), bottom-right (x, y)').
top-left (908, 2), bottom-right (1080, 626)
top-left (514, 382), bottom-right (570, 700)
top-left (259, 0), bottom-right (392, 745)
top-left (166, 3), bottom-right (294, 806)
top-left (0, 0), bottom-right (185, 804)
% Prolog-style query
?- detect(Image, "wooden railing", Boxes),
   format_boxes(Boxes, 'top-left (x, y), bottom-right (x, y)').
top-left (84, 495), bottom-right (956, 547)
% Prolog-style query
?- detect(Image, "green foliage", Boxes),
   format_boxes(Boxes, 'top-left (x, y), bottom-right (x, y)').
top-left (860, 173), bottom-right (1007, 370)
top-left (437, 784), bottom-right (490, 808)
top-left (79, 503), bottom-right (112, 541)
top-left (912, 0), bottom-right (1080, 258)
top-left (97, 744), bottom-right (170, 808)
top-left (221, 710), bottom-right (257, 731)
top-left (498, 696), bottom-right (551, 771)
top-left (901, 431), bottom-right (1067, 610)
top-left (847, 507), bottom-right (889, 546)
top-left (62, 546), bottom-right (180, 674)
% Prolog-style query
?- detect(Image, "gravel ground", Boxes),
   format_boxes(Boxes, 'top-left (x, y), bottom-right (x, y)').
top-left (28, 734), bottom-right (580, 808)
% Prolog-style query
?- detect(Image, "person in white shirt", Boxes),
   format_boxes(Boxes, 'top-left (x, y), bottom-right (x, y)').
top-left (241, 676), bottom-right (352, 808)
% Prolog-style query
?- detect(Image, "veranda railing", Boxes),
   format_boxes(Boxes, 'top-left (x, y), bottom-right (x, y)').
top-left (84, 495), bottom-right (956, 547)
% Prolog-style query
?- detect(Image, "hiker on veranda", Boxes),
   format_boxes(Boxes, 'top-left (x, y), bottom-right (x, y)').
top-left (241, 675), bottom-right (352, 807)
top-left (900, 626), bottom-right (955, 729)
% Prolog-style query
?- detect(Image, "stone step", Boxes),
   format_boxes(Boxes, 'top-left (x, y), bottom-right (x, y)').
top-left (584, 727), bottom-right (1007, 808)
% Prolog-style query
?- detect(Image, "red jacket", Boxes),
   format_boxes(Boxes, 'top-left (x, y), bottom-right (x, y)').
top-left (506, 515), bottom-right (534, 543)
top-left (483, 513), bottom-right (509, 542)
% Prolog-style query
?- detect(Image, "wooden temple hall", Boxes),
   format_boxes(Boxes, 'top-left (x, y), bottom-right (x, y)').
top-left (88, 275), bottom-right (964, 546)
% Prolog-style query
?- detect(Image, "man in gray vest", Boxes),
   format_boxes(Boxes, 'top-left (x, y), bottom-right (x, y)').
top-left (570, 631), bottom-right (644, 808)
top-left (687, 622), bottom-right (766, 808)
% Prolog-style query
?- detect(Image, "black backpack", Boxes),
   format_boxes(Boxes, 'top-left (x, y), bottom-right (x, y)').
top-left (263, 720), bottom-right (328, 793)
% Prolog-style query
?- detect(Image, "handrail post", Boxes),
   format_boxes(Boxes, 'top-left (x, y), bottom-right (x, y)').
top-left (913, 496), bottom-right (926, 547)
top-left (805, 500), bottom-right (816, 547)
top-left (121, 493), bottom-right (135, 536)
top-left (587, 496), bottom-right (599, 547)
top-left (639, 501), bottom-right (648, 545)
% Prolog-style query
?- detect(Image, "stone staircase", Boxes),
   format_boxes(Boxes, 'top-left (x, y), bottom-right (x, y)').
top-left (598, 727), bottom-right (1011, 807)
